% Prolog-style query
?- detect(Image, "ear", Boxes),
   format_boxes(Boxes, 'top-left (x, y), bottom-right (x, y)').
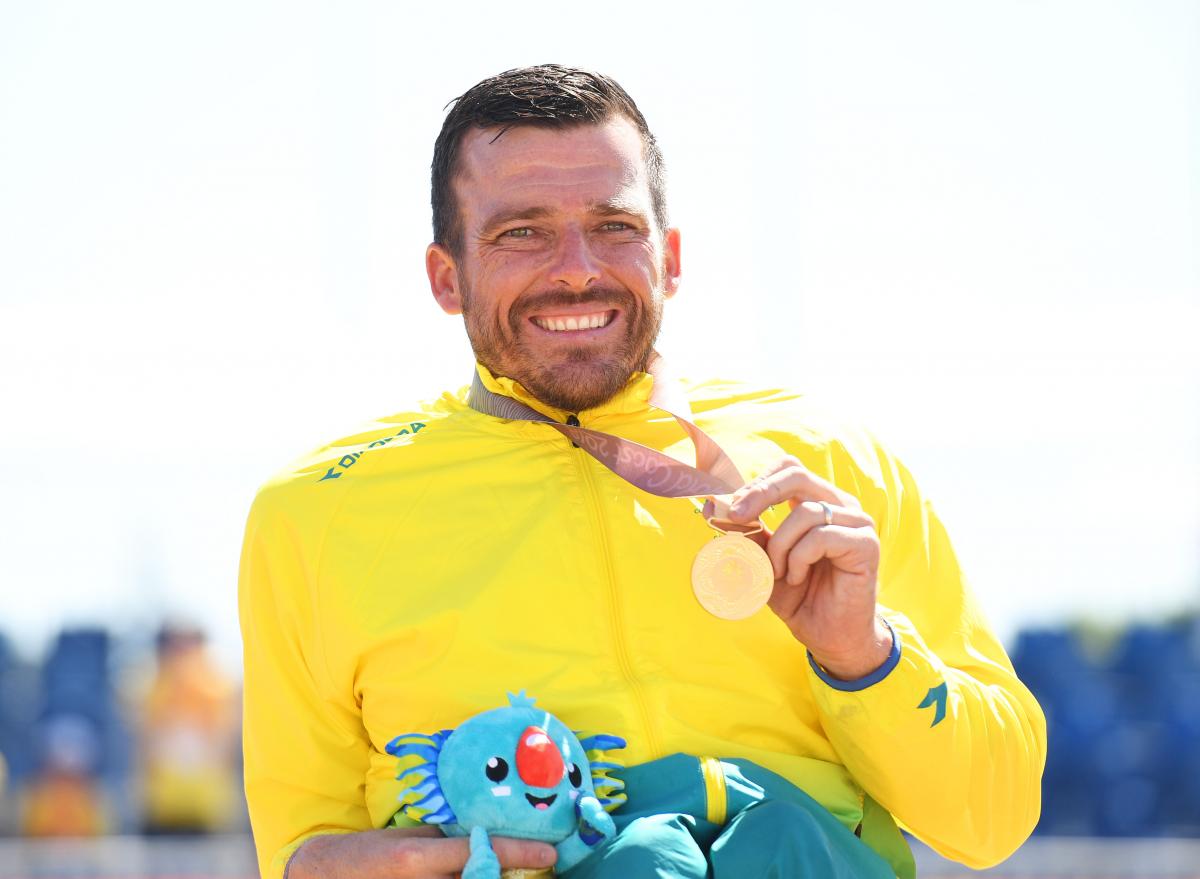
top-left (426, 243), bottom-right (463, 315)
top-left (662, 227), bottom-right (681, 299)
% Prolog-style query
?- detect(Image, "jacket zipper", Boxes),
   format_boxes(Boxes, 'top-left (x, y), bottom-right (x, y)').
top-left (567, 413), bottom-right (662, 759)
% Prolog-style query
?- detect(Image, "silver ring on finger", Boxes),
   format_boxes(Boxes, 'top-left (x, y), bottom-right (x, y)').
top-left (819, 501), bottom-right (835, 526)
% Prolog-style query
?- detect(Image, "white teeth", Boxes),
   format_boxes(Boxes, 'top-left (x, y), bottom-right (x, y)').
top-left (535, 312), bottom-right (612, 332)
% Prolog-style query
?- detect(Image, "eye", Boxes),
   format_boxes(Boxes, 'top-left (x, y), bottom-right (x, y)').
top-left (568, 763), bottom-right (583, 787)
top-left (600, 221), bottom-right (631, 232)
top-left (485, 757), bottom-right (509, 782)
top-left (501, 227), bottom-right (533, 239)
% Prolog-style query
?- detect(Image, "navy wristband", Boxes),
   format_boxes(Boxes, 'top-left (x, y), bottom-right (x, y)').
top-left (807, 618), bottom-right (901, 692)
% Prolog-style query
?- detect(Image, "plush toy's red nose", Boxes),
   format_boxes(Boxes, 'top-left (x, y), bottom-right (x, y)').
top-left (515, 725), bottom-right (565, 788)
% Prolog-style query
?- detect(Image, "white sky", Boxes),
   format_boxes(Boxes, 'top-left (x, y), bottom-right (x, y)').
top-left (1, 1), bottom-right (1197, 674)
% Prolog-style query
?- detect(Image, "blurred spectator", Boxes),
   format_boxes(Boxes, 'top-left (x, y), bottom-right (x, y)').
top-left (137, 624), bottom-right (238, 835)
top-left (21, 713), bottom-right (110, 836)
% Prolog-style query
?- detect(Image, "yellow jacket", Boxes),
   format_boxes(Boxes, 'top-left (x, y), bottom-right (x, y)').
top-left (239, 365), bottom-right (1046, 879)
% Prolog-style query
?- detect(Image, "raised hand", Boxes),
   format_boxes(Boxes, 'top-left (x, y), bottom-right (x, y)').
top-left (728, 456), bottom-right (892, 680)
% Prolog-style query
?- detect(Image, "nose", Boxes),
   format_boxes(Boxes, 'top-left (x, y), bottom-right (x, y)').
top-left (515, 725), bottom-right (565, 788)
top-left (550, 226), bottom-right (600, 290)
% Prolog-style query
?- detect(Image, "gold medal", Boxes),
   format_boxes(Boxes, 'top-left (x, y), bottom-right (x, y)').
top-left (501, 871), bottom-right (554, 879)
top-left (691, 519), bottom-right (774, 620)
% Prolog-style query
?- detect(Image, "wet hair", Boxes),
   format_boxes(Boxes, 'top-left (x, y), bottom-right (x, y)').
top-left (431, 64), bottom-right (668, 256)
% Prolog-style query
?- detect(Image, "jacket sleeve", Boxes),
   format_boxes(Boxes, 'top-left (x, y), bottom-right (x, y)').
top-left (806, 438), bottom-right (1047, 869)
top-left (238, 486), bottom-right (374, 879)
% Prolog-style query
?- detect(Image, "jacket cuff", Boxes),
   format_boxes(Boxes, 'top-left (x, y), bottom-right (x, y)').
top-left (806, 617), bottom-right (901, 692)
top-left (806, 609), bottom-right (954, 737)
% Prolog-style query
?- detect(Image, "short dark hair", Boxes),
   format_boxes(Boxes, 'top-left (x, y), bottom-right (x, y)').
top-left (431, 64), bottom-right (668, 256)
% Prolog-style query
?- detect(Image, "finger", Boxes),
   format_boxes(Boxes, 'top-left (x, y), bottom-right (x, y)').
top-left (728, 458), bottom-right (857, 523)
top-left (491, 836), bottom-right (559, 870)
top-left (388, 835), bottom-right (472, 875)
top-left (768, 571), bottom-right (811, 620)
top-left (784, 525), bottom-right (878, 586)
top-left (765, 501), bottom-right (874, 579)
top-left (397, 835), bottom-right (556, 874)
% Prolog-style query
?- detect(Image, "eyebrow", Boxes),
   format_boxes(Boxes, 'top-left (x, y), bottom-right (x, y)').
top-left (477, 199), bottom-right (650, 237)
top-left (477, 206), bottom-right (554, 237)
top-left (589, 198), bottom-right (650, 222)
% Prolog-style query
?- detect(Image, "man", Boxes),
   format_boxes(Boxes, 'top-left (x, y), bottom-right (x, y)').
top-left (239, 65), bottom-right (1046, 879)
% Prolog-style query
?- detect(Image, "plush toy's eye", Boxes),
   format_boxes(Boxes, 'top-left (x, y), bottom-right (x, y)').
top-left (568, 763), bottom-right (583, 787)
top-left (485, 757), bottom-right (509, 782)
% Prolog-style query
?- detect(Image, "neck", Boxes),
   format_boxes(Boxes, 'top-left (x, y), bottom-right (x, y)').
top-left (472, 360), bottom-right (662, 421)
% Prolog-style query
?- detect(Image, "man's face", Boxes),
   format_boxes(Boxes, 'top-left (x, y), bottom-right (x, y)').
top-left (426, 117), bottom-right (681, 413)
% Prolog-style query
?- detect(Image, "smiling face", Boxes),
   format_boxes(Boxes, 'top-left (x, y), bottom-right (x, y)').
top-left (437, 706), bottom-right (596, 842)
top-left (426, 117), bottom-right (681, 412)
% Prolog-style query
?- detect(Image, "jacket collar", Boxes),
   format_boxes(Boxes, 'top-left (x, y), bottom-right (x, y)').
top-left (474, 362), bottom-right (657, 423)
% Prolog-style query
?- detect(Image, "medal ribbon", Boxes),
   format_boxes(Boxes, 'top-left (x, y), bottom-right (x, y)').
top-left (465, 357), bottom-right (746, 503)
top-left (468, 357), bottom-right (775, 622)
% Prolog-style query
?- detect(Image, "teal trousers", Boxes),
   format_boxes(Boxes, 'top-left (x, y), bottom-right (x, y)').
top-left (562, 755), bottom-right (897, 879)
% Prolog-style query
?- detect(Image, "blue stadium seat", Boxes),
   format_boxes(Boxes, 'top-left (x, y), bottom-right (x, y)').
top-left (1108, 624), bottom-right (1197, 679)
top-left (1018, 620), bottom-right (1200, 836)
top-left (1011, 629), bottom-right (1094, 703)
top-left (39, 628), bottom-right (128, 779)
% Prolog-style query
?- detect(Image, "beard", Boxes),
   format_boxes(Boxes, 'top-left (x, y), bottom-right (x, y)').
top-left (460, 281), bottom-right (665, 413)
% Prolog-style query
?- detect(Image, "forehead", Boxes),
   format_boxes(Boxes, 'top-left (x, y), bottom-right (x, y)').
top-left (453, 117), bottom-right (651, 223)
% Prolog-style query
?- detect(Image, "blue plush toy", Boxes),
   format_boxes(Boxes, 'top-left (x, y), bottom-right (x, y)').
top-left (386, 693), bottom-right (627, 879)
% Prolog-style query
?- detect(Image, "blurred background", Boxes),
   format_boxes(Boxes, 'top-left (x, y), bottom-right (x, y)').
top-left (1, 0), bottom-right (1197, 876)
